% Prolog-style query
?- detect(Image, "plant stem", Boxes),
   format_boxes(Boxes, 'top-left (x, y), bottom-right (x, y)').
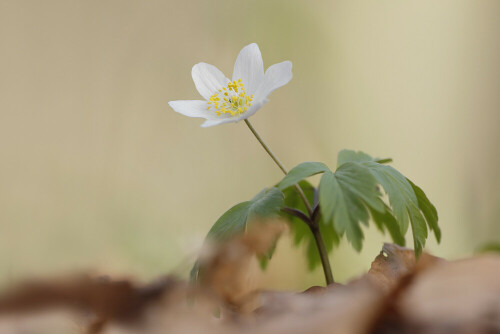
top-left (244, 119), bottom-right (313, 216)
top-left (311, 224), bottom-right (335, 285)
top-left (244, 119), bottom-right (288, 174)
top-left (244, 119), bottom-right (334, 285)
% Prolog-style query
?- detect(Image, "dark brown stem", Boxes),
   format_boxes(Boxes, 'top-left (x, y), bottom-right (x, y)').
top-left (310, 223), bottom-right (335, 285)
top-left (281, 207), bottom-right (310, 224)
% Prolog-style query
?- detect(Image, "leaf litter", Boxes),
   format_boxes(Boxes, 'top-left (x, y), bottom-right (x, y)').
top-left (0, 220), bottom-right (498, 334)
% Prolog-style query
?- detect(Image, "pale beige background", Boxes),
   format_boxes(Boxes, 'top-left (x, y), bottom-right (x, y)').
top-left (0, 0), bottom-right (499, 290)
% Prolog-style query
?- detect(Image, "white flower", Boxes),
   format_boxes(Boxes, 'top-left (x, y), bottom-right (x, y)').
top-left (169, 43), bottom-right (293, 127)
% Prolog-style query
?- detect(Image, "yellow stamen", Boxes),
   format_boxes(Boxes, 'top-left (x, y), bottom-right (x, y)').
top-left (206, 78), bottom-right (253, 118)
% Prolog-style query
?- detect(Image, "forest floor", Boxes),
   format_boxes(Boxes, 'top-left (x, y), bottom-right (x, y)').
top-left (0, 224), bottom-right (498, 334)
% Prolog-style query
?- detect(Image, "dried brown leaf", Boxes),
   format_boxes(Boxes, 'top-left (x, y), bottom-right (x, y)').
top-left (1, 238), bottom-right (499, 334)
top-left (197, 220), bottom-right (287, 311)
top-left (367, 243), bottom-right (442, 293)
top-left (396, 254), bottom-right (500, 334)
top-left (0, 275), bottom-right (184, 333)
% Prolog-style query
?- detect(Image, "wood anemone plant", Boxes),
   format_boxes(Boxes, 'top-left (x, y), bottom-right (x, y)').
top-left (169, 43), bottom-right (441, 285)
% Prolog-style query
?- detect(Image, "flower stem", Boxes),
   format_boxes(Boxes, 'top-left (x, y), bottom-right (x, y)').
top-left (244, 119), bottom-right (288, 175)
top-left (244, 119), bottom-right (334, 285)
top-left (244, 119), bottom-right (313, 215)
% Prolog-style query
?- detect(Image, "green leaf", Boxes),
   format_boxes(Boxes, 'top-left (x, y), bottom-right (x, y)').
top-left (335, 163), bottom-right (385, 212)
top-left (319, 163), bottom-right (383, 251)
top-left (207, 187), bottom-right (284, 241)
top-left (337, 149), bottom-right (392, 166)
top-left (319, 171), bottom-right (346, 228)
top-left (368, 202), bottom-right (406, 247)
top-left (375, 158), bottom-right (393, 164)
top-left (191, 187), bottom-right (284, 281)
top-left (337, 151), bottom-right (413, 235)
top-left (257, 256), bottom-right (270, 270)
top-left (359, 162), bottom-right (434, 256)
top-left (407, 201), bottom-right (428, 256)
top-left (361, 162), bottom-right (416, 236)
top-left (278, 162), bottom-right (329, 190)
top-left (281, 180), bottom-right (339, 270)
top-left (189, 261), bottom-right (200, 282)
top-left (257, 239), bottom-right (278, 270)
top-left (205, 201), bottom-right (254, 241)
top-left (407, 179), bottom-right (441, 243)
top-left (337, 149), bottom-right (374, 167)
top-left (336, 150), bottom-right (440, 256)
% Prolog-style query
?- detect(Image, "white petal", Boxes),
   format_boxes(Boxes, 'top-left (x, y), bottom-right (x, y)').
top-left (169, 100), bottom-right (215, 120)
top-left (238, 99), bottom-right (268, 120)
top-left (201, 118), bottom-right (236, 128)
top-left (192, 63), bottom-right (229, 100)
top-left (254, 61), bottom-right (292, 102)
top-left (232, 43), bottom-right (264, 95)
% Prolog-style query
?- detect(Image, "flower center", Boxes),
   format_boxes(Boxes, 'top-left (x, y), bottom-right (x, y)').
top-left (207, 79), bottom-right (253, 117)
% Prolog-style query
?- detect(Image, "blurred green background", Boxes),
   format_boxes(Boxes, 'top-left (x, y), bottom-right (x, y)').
top-left (0, 0), bottom-right (499, 290)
